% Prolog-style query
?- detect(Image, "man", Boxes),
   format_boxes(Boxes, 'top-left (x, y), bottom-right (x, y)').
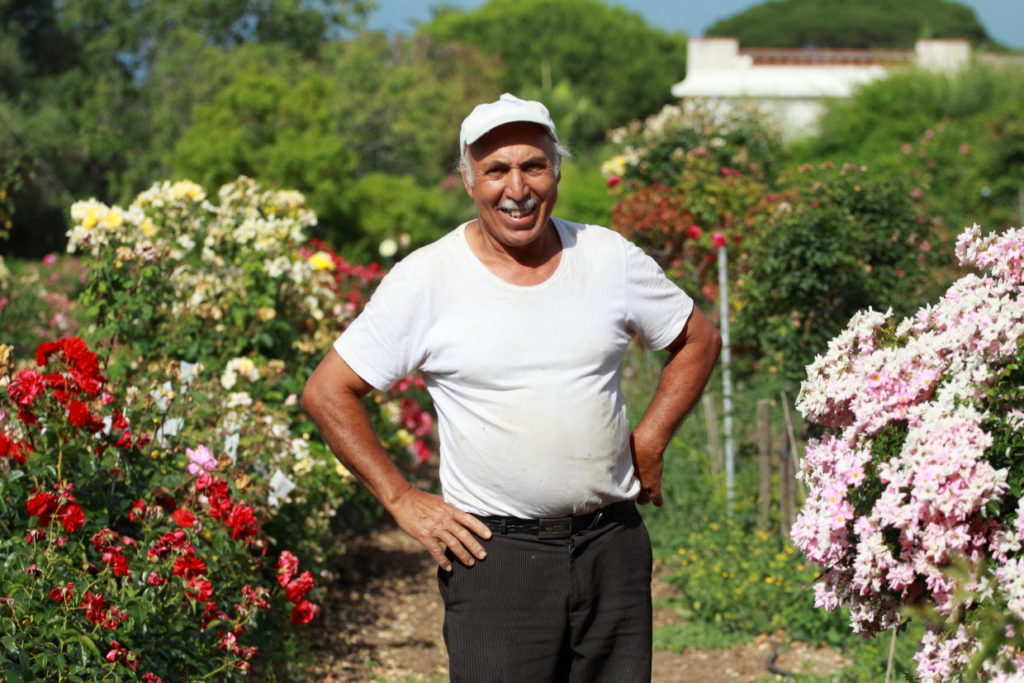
top-left (302, 93), bottom-right (721, 681)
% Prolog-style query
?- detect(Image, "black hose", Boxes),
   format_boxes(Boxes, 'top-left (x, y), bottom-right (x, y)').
top-left (766, 640), bottom-right (794, 677)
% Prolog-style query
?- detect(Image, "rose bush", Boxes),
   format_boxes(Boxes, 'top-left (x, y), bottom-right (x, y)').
top-left (602, 99), bottom-right (782, 303)
top-left (1, 336), bottom-right (322, 679)
top-left (62, 178), bottom-right (436, 578)
top-left (0, 177), bottom-right (440, 678)
top-left (793, 224), bottom-right (1024, 681)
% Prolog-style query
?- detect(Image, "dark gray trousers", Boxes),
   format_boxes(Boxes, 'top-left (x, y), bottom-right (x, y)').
top-left (437, 502), bottom-right (653, 682)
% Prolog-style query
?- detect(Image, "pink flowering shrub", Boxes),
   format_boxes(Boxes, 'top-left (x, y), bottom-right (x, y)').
top-left (793, 224), bottom-right (1024, 680)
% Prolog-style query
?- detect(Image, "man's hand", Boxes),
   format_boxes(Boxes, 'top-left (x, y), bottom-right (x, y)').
top-left (388, 488), bottom-right (492, 571)
top-left (630, 432), bottom-right (664, 507)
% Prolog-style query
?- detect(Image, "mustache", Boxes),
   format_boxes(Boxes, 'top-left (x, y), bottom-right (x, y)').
top-left (498, 198), bottom-right (539, 212)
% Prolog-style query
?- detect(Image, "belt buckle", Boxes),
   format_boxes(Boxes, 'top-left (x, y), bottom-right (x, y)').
top-left (538, 516), bottom-right (572, 539)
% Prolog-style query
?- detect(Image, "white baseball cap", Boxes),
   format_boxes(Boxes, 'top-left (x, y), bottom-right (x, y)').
top-left (459, 93), bottom-right (559, 155)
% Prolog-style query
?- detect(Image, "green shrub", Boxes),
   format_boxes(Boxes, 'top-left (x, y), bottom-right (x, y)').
top-left (345, 172), bottom-right (469, 262)
top-left (804, 64), bottom-right (1024, 232)
top-left (735, 162), bottom-right (930, 388)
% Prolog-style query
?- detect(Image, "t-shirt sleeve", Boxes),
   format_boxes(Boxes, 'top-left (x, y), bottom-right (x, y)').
top-left (332, 262), bottom-right (428, 391)
top-left (622, 238), bottom-right (694, 350)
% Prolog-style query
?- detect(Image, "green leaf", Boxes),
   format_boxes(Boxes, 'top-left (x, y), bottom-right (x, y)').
top-left (72, 634), bottom-right (102, 661)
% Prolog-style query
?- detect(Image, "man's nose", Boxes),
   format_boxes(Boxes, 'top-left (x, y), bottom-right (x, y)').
top-left (504, 169), bottom-right (528, 199)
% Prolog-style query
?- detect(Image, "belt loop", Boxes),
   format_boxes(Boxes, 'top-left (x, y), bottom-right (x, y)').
top-left (500, 518), bottom-right (507, 535)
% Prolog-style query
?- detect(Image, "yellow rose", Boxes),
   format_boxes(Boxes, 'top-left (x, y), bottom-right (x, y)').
top-left (309, 251), bottom-right (335, 271)
top-left (104, 211), bottom-right (124, 229)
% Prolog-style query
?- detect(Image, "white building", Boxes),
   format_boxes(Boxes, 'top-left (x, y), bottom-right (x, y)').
top-left (671, 37), bottom-right (971, 139)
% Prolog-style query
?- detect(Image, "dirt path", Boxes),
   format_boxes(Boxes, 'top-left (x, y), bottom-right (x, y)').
top-left (306, 525), bottom-right (845, 682)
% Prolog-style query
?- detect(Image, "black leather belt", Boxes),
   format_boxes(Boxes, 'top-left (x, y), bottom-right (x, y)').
top-left (475, 501), bottom-right (630, 539)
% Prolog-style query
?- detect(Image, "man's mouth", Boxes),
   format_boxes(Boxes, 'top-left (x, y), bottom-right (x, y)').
top-left (498, 198), bottom-right (539, 220)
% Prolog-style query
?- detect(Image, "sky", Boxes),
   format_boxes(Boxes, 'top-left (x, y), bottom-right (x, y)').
top-left (364, 0), bottom-right (1024, 50)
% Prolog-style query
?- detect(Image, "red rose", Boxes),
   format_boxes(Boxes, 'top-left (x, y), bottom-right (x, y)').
top-left (711, 231), bottom-right (728, 248)
top-left (172, 553), bottom-right (206, 580)
top-left (171, 508), bottom-right (196, 528)
top-left (102, 548), bottom-right (130, 577)
top-left (0, 433), bottom-right (30, 464)
top-left (102, 606), bottom-right (129, 630)
top-left (285, 571), bottom-right (314, 603)
top-left (276, 550), bottom-right (299, 587)
top-left (290, 599), bottom-right (320, 625)
top-left (91, 528), bottom-right (118, 551)
top-left (81, 591), bottom-right (108, 625)
top-left (128, 499), bottom-right (147, 522)
top-left (186, 578), bottom-right (214, 602)
top-left (48, 583), bottom-right (75, 603)
top-left (26, 491), bottom-right (56, 526)
top-left (67, 400), bottom-right (101, 432)
top-left (8, 369), bottom-right (46, 407)
top-left (225, 503), bottom-right (259, 540)
top-left (202, 601), bottom-right (229, 631)
top-left (106, 640), bottom-right (139, 671)
top-left (35, 340), bottom-right (63, 367)
top-left (59, 503), bottom-right (85, 532)
top-left (115, 430), bottom-right (134, 449)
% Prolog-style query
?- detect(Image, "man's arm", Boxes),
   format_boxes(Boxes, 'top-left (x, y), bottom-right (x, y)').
top-left (301, 351), bottom-right (491, 570)
top-left (631, 306), bottom-right (722, 506)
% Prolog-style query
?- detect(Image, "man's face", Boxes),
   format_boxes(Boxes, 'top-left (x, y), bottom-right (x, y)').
top-left (463, 122), bottom-right (559, 252)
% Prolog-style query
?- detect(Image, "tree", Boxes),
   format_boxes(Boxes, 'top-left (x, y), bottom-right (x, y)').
top-left (323, 32), bottom-right (501, 183)
top-left (420, 0), bottom-right (687, 141)
top-left (167, 32), bottom-right (500, 251)
top-left (168, 57), bottom-right (359, 240)
top-left (0, 0), bottom-right (373, 256)
top-left (706, 0), bottom-right (993, 49)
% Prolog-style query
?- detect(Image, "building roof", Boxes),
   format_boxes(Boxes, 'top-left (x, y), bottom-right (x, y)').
top-left (671, 37), bottom-right (970, 100)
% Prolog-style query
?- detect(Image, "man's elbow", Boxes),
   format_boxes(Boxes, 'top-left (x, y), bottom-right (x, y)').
top-left (300, 366), bottom-right (335, 421)
top-left (709, 327), bottom-right (723, 362)
top-left (299, 375), bottom-right (320, 419)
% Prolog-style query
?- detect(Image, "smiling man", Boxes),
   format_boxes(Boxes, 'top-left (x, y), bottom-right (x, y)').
top-left (302, 93), bottom-right (721, 682)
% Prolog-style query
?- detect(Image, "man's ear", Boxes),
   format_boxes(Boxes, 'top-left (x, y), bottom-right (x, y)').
top-left (461, 169), bottom-right (474, 198)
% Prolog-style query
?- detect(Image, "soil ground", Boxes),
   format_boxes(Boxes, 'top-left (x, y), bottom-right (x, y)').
top-left (306, 524), bottom-right (847, 682)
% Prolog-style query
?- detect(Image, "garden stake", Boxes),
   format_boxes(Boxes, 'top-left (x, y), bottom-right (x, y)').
top-left (717, 244), bottom-right (736, 516)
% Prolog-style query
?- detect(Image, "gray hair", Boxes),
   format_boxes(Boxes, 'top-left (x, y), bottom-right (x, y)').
top-left (459, 136), bottom-right (572, 189)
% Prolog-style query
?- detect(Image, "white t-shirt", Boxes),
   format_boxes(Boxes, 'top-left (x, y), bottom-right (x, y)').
top-left (334, 218), bottom-right (693, 518)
